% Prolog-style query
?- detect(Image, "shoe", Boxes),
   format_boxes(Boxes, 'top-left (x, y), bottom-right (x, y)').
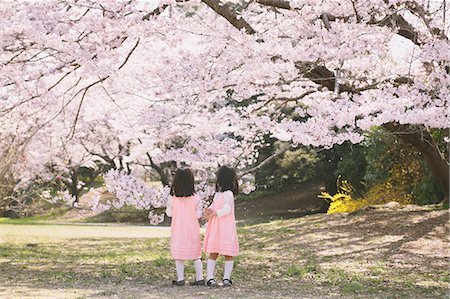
top-left (206, 278), bottom-right (218, 288)
top-left (172, 279), bottom-right (185, 286)
top-left (222, 278), bottom-right (233, 287)
top-left (189, 279), bottom-right (205, 286)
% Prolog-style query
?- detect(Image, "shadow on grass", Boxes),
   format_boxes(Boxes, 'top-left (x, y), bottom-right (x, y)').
top-left (240, 210), bottom-right (448, 262)
top-left (1, 209), bottom-right (448, 298)
top-left (0, 238), bottom-right (172, 288)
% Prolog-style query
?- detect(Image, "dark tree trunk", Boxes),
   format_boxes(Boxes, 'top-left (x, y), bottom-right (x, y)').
top-left (70, 168), bottom-right (80, 204)
top-left (147, 157), bottom-right (169, 186)
top-left (383, 123), bottom-right (449, 200)
top-left (137, 138), bottom-right (170, 186)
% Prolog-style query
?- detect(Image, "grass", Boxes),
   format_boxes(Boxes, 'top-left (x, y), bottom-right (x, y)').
top-left (286, 264), bottom-right (320, 278)
top-left (0, 208), bottom-right (71, 225)
top-left (82, 206), bottom-right (150, 224)
top-left (1, 209), bottom-right (449, 298)
top-left (153, 256), bottom-right (172, 267)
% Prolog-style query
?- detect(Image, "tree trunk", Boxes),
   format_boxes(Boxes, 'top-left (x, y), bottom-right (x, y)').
top-left (383, 123), bottom-right (449, 200)
top-left (70, 168), bottom-right (80, 204)
top-left (148, 158), bottom-right (170, 186)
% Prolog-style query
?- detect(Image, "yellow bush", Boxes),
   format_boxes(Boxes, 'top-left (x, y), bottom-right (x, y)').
top-left (319, 173), bottom-right (413, 214)
top-left (361, 161), bottom-right (415, 207)
top-left (318, 178), bottom-right (368, 214)
top-left (359, 181), bottom-right (412, 207)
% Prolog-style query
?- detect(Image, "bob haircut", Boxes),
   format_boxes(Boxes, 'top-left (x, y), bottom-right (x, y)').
top-left (215, 166), bottom-right (239, 195)
top-left (170, 168), bottom-right (195, 197)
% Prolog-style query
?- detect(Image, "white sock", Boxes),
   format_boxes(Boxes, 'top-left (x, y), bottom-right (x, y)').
top-left (194, 259), bottom-right (203, 281)
top-left (223, 260), bottom-right (234, 280)
top-left (206, 259), bottom-right (216, 281)
top-left (175, 260), bottom-right (184, 281)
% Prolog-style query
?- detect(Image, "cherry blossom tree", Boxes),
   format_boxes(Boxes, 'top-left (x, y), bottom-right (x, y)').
top-left (1, 0), bottom-right (449, 222)
top-left (141, 0), bottom-right (449, 197)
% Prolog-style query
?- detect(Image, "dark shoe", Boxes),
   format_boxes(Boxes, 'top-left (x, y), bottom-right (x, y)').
top-left (222, 278), bottom-right (233, 287)
top-left (172, 279), bottom-right (185, 286)
top-left (189, 279), bottom-right (205, 286)
top-left (206, 278), bottom-right (218, 288)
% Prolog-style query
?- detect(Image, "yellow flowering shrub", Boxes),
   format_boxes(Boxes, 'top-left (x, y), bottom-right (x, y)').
top-left (319, 169), bottom-right (413, 214)
top-left (318, 178), bottom-right (368, 214)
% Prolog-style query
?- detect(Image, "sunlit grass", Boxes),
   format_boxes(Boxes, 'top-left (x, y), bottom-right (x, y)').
top-left (1, 209), bottom-right (448, 298)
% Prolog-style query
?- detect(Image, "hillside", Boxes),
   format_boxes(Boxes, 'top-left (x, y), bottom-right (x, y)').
top-left (236, 180), bottom-right (326, 225)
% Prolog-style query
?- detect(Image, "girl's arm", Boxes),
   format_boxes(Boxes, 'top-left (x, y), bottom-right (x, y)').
top-left (165, 196), bottom-right (173, 217)
top-left (195, 195), bottom-right (203, 219)
top-left (215, 191), bottom-right (233, 218)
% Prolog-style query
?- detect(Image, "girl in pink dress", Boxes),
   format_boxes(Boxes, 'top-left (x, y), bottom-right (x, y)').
top-left (166, 168), bottom-right (204, 286)
top-left (203, 166), bottom-right (239, 287)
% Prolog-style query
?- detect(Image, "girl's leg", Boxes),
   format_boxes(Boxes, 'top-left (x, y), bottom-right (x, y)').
top-left (193, 258), bottom-right (203, 281)
top-left (223, 256), bottom-right (234, 282)
top-left (175, 260), bottom-right (185, 282)
top-left (206, 253), bottom-right (219, 281)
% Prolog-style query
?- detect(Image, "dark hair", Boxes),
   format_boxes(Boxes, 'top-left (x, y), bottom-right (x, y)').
top-left (170, 168), bottom-right (195, 197)
top-left (215, 166), bottom-right (239, 195)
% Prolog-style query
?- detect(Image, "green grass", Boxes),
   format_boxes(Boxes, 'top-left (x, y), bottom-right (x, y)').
top-left (82, 206), bottom-right (149, 223)
top-left (342, 281), bottom-right (365, 294)
top-left (286, 264), bottom-right (320, 278)
top-left (438, 274), bottom-right (450, 283)
top-left (0, 208), bottom-right (71, 224)
top-left (1, 210), bottom-right (449, 298)
top-left (153, 256), bottom-right (172, 267)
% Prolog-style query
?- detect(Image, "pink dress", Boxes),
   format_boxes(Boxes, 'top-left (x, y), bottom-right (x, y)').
top-left (203, 191), bottom-right (239, 256)
top-left (168, 195), bottom-right (202, 260)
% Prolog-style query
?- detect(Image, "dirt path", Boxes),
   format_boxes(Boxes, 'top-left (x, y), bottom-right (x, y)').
top-left (0, 224), bottom-right (170, 243)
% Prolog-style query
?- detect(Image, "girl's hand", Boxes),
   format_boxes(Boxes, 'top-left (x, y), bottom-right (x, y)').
top-left (203, 208), bottom-right (216, 221)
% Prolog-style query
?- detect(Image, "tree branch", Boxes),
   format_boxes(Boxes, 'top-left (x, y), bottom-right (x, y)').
top-left (238, 144), bottom-right (291, 178)
top-left (251, 90), bottom-right (316, 113)
top-left (142, 4), bottom-right (169, 20)
top-left (137, 138), bottom-right (170, 185)
top-left (255, 0), bottom-right (292, 10)
top-left (118, 38), bottom-right (140, 70)
top-left (66, 76), bottom-right (110, 140)
top-left (201, 0), bottom-right (256, 34)
top-left (373, 13), bottom-right (420, 45)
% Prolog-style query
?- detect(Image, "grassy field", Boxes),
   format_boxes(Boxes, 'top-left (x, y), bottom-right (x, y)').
top-left (0, 208), bottom-right (449, 298)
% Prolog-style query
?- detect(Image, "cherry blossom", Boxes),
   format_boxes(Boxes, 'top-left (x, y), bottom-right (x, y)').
top-left (1, 0), bottom-right (448, 219)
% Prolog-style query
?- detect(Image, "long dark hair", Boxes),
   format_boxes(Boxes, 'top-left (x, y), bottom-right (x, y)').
top-left (170, 168), bottom-right (195, 197)
top-left (215, 166), bottom-right (239, 195)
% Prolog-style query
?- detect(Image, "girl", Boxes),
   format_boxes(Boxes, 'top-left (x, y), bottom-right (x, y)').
top-left (203, 166), bottom-right (239, 287)
top-left (166, 168), bottom-right (204, 286)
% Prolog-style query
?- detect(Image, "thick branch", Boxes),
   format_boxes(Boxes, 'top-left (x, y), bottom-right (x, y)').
top-left (373, 13), bottom-right (420, 45)
top-left (255, 0), bottom-right (292, 10)
top-left (294, 62), bottom-right (351, 92)
top-left (201, 0), bottom-right (256, 34)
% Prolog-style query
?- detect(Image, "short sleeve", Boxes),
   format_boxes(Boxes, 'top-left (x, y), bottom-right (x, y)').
top-left (195, 194), bottom-right (203, 219)
top-left (165, 195), bottom-right (173, 217)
